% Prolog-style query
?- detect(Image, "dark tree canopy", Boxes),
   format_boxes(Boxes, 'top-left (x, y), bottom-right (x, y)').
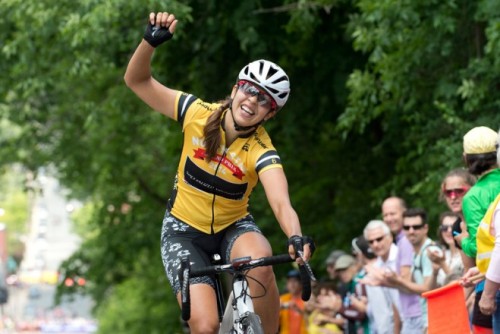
top-left (1, 0), bottom-right (499, 331)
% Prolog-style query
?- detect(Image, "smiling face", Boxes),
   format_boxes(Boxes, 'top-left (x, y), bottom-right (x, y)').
top-left (229, 82), bottom-right (276, 130)
top-left (365, 227), bottom-right (392, 260)
top-left (382, 198), bottom-right (405, 235)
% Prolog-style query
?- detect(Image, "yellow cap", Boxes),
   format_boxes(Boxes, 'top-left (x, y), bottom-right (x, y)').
top-left (463, 126), bottom-right (497, 154)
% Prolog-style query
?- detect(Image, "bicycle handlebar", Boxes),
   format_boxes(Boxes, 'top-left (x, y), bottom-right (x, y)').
top-left (179, 253), bottom-right (315, 321)
top-left (190, 254), bottom-right (293, 277)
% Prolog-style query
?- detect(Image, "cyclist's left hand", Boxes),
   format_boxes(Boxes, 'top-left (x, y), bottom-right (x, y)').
top-left (288, 235), bottom-right (315, 263)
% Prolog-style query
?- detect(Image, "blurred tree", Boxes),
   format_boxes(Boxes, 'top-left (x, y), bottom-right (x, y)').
top-left (0, 167), bottom-right (29, 262)
top-left (1, 0), bottom-right (500, 332)
top-left (341, 0), bottom-right (500, 218)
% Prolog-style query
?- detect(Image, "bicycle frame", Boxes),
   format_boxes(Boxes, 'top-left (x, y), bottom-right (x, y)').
top-left (219, 273), bottom-right (254, 333)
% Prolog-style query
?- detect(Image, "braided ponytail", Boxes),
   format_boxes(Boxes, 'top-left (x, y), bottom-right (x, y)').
top-left (203, 99), bottom-right (231, 162)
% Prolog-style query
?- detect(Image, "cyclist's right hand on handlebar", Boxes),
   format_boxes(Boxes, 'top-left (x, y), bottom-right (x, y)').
top-left (144, 12), bottom-right (178, 48)
top-left (287, 235), bottom-right (315, 262)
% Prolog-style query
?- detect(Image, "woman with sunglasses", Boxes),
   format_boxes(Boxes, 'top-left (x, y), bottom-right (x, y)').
top-left (438, 168), bottom-right (476, 271)
top-left (427, 212), bottom-right (464, 287)
top-left (124, 11), bottom-right (313, 334)
top-left (439, 168), bottom-right (476, 218)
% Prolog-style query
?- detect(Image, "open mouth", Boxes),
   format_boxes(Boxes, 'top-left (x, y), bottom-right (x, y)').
top-left (240, 105), bottom-right (255, 116)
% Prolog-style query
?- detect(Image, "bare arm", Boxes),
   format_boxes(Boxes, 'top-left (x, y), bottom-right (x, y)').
top-left (124, 12), bottom-right (179, 119)
top-left (399, 265), bottom-right (412, 282)
top-left (404, 275), bottom-right (433, 294)
top-left (390, 273), bottom-right (434, 295)
top-left (259, 168), bottom-right (310, 261)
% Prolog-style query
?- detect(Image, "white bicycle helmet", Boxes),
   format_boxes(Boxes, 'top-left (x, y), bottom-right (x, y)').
top-left (237, 59), bottom-right (291, 109)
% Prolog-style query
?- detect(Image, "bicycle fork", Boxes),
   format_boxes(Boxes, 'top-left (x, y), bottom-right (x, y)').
top-left (220, 273), bottom-right (255, 333)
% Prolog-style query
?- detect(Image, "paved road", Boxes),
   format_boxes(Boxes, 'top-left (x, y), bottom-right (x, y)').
top-left (2, 172), bottom-right (96, 333)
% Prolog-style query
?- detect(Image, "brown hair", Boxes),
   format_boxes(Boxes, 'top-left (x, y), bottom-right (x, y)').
top-left (439, 168), bottom-right (476, 201)
top-left (437, 211), bottom-right (460, 249)
top-left (203, 98), bottom-right (231, 161)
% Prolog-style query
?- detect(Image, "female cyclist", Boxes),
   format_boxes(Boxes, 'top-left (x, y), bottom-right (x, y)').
top-left (124, 11), bottom-right (313, 334)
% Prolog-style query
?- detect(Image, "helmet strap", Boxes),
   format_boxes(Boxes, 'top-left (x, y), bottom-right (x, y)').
top-left (228, 101), bottom-right (262, 132)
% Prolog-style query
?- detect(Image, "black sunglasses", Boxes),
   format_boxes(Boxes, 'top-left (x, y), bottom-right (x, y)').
top-left (439, 224), bottom-right (453, 232)
top-left (403, 223), bottom-right (426, 231)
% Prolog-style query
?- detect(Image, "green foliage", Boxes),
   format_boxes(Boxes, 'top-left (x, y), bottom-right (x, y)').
top-left (0, 167), bottom-right (29, 260)
top-left (1, 0), bottom-right (500, 331)
top-left (342, 0), bottom-right (500, 223)
top-left (95, 268), bottom-right (180, 334)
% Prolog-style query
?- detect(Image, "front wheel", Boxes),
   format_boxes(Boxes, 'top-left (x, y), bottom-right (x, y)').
top-left (242, 312), bottom-right (264, 334)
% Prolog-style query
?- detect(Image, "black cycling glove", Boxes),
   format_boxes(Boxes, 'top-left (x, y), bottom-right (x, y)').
top-left (288, 235), bottom-right (316, 257)
top-left (144, 22), bottom-right (174, 47)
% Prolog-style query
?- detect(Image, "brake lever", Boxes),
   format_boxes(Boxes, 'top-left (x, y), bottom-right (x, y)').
top-left (297, 250), bottom-right (317, 282)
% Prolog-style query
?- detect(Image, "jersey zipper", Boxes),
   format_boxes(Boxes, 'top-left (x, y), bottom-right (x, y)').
top-left (210, 148), bottom-right (228, 234)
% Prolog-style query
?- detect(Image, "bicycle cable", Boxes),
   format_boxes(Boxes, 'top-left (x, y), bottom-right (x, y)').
top-left (231, 270), bottom-right (267, 299)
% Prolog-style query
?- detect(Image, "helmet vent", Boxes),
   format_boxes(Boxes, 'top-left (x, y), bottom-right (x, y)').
top-left (266, 67), bottom-right (278, 79)
top-left (271, 75), bottom-right (288, 84)
top-left (266, 86), bottom-right (277, 93)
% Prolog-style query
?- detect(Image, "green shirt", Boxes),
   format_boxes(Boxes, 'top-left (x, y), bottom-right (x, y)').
top-left (461, 168), bottom-right (500, 258)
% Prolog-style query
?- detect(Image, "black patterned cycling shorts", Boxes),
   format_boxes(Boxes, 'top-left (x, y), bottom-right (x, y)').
top-left (160, 210), bottom-right (262, 295)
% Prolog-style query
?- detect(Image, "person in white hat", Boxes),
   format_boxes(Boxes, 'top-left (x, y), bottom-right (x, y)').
top-left (476, 127), bottom-right (500, 331)
top-left (456, 126), bottom-right (500, 332)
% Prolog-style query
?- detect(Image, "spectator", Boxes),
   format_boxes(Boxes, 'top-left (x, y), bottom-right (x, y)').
top-left (309, 282), bottom-right (344, 334)
top-left (382, 197), bottom-right (419, 333)
top-left (334, 254), bottom-right (367, 334)
top-left (437, 168), bottom-right (476, 316)
top-left (456, 126), bottom-right (500, 333)
top-left (439, 168), bottom-right (476, 218)
top-left (351, 236), bottom-right (376, 263)
top-left (326, 250), bottom-right (348, 281)
top-left (428, 211), bottom-right (464, 287)
top-left (474, 127), bottom-right (500, 332)
top-left (279, 269), bottom-right (308, 334)
top-left (455, 126), bottom-right (500, 257)
top-left (352, 236), bottom-right (385, 334)
top-left (384, 208), bottom-right (435, 333)
top-left (382, 197), bottom-right (408, 243)
top-left (362, 220), bottom-right (401, 334)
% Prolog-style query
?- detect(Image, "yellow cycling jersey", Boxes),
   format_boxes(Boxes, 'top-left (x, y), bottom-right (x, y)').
top-left (476, 193), bottom-right (500, 274)
top-left (167, 91), bottom-right (283, 234)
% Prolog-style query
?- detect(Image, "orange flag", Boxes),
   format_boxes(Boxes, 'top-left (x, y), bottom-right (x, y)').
top-left (422, 281), bottom-right (470, 334)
